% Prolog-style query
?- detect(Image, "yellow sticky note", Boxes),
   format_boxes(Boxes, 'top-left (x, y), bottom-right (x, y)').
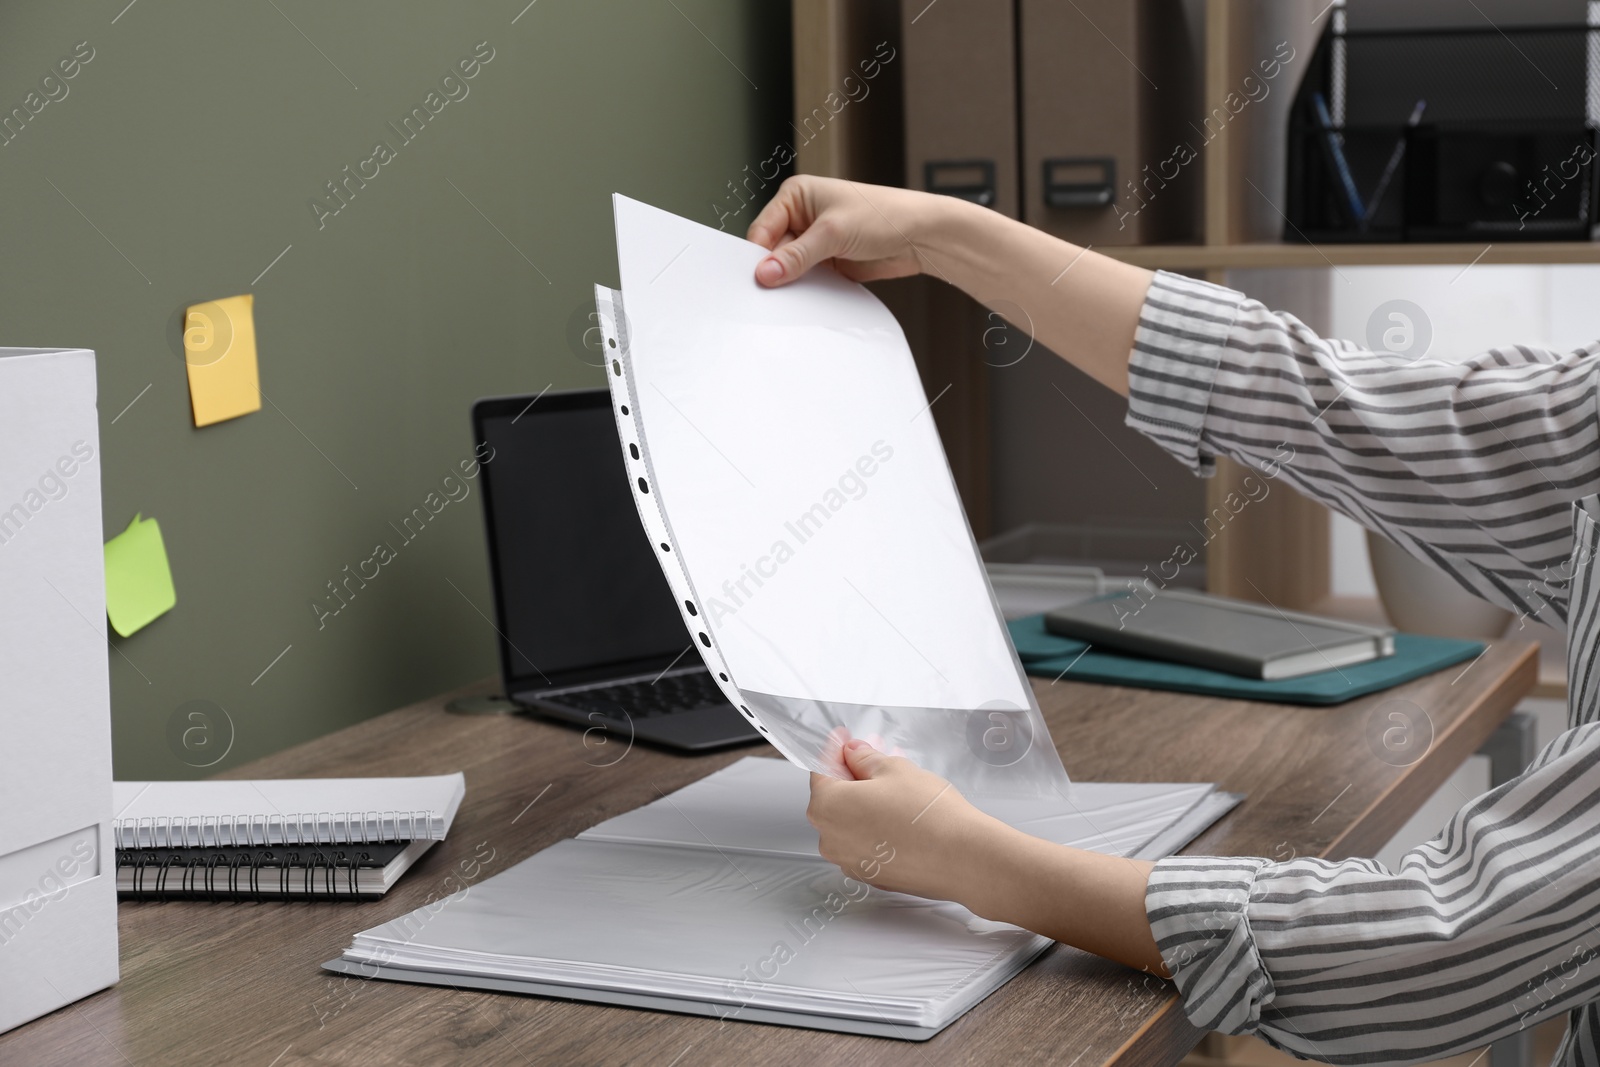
top-left (183, 292), bottom-right (261, 427)
top-left (104, 513), bottom-right (177, 638)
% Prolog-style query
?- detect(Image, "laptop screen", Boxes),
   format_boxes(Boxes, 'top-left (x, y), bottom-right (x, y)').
top-left (474, 390), bottom-right (689, 694)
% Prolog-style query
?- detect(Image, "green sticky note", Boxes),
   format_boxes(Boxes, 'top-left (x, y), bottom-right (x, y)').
top-left (104, 513), bottom-right (176, 638)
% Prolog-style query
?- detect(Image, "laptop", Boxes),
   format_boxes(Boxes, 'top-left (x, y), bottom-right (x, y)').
top-left (472, 388), bottom-right (762, 752)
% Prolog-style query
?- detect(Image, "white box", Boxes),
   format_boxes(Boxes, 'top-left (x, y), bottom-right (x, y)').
top-left (0, 348), bottom-right (119, 1033)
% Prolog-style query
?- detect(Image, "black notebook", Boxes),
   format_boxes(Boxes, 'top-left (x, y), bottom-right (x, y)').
top-left (1044, 588), bottom-right (1395, 680)
top-left (116, 840), bottom-right (435, 900)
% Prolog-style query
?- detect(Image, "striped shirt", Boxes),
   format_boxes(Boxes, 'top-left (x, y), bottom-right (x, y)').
top-left (1127, 270), bottom-right (1600, 1066)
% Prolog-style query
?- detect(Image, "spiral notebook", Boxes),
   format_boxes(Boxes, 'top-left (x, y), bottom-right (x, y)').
top-left (110, 774), bottom-right (465, 900)
top-left (327, 758), bottom-right (1238, 1038)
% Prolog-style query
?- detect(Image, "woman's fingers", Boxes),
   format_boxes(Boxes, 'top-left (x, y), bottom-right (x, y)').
top-left (747, 175), bottom-right (931, 286)
top-left (757, 215), bottom-right (844, 287)
top-left (746, 178), bottom-right (810, 250)
top-left (749, 175), bottom-right (850, 287)
top-left (841, 739), bottom-right (898, 780)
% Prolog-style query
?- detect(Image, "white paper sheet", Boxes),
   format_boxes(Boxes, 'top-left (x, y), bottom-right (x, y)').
top-left (595, 195), bottom-right (1069, 796)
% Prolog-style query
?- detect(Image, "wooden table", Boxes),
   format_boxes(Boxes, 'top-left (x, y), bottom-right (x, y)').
top-left (2, 641), bottom-right (1537, 1067)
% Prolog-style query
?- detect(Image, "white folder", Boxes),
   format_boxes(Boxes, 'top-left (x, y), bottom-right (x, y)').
top-left (329, 757), bottom-right (1238, 1039)
top-left (0, 348), bottom-right (119, 1033)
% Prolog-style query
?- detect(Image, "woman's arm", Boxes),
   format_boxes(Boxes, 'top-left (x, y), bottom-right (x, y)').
top-left (1125, 270), bottom-right (1600, 625)
top-left (747, 176), bottom-right (1153, 396)
top-left (814, 729), bottom-right (1600, 1065)
top-left (750, 175), bottom-right (1600, 624)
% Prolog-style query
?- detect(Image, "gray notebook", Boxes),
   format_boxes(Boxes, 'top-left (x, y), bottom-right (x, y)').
top-left (327, 757), bottom-right (1238, 1039)
top-left (1045, 588), bottom-right (1395, 680)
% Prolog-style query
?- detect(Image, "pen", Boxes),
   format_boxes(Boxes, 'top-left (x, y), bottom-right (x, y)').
top-left (1364, 99), bottom-right (1427, 224)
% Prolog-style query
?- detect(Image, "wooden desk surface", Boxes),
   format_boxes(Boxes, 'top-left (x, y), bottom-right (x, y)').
top-left (3, 642), bottom-right (1537, 1067)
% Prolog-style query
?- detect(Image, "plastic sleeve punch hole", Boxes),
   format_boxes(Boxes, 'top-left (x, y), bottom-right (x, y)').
top-left (596, 290), bottom-right (772, 742)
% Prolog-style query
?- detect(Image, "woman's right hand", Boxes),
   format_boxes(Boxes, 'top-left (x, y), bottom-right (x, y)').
top-left (747, 175), bottom-right (954, 287)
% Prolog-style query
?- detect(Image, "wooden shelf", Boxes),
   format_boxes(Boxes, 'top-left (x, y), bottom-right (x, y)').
top-left (792, 0), bottom-right (1593, 616)
top-left (1097, 241), bottom-right (1600, 272)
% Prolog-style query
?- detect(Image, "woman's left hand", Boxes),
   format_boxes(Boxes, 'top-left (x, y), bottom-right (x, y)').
top-left (807, 739), bottom-right (1005, 905)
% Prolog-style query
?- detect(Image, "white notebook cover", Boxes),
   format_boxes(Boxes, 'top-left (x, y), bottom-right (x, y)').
top-left (110, 774), bottom-right (466, 847)
top-left (595, 195), bottom-right (1069, 798)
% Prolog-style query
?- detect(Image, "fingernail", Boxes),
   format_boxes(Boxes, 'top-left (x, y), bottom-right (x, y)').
top-left (845, 739), bottom-right (869, 751)
top-left (756, 257), bottom-right (784, 284)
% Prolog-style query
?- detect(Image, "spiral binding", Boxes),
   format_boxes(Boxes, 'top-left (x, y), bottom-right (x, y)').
top-left (112, 809), bottom-right (437, 849)
top-left (115, 845), bottom-right (396, 902)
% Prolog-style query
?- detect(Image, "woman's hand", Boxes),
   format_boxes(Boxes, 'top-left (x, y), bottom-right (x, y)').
top-left (809, 739), bottom-right (1168, 974)
top-left (807, 738), bottom-right (1005, 904)
top-left (747, 175), bottom-right (959, 287)
top-left (747, 174), bottom-right (1152, 396)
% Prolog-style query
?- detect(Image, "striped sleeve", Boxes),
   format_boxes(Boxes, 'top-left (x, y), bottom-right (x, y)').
top-left (1126, 270), bottom-right (1600, 625)
top-left (1147, 722), bottom-right (1600, 1065)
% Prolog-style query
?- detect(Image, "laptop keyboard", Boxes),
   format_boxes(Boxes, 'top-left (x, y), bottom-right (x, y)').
top-left (543, 671), bottom-right (730, 720)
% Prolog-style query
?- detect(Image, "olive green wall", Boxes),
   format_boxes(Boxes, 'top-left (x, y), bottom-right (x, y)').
top-left (0, 1), bottom-right (790, 778)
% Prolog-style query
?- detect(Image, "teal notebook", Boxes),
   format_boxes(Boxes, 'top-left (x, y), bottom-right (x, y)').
top-left (1007, 614), bottom-right (1484, 706)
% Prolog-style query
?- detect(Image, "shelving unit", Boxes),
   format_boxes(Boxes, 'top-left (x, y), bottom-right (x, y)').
top-left (790, 0), bottom-right (1583, 699)
top-left (1100, 241), bottom-right (1600, 271)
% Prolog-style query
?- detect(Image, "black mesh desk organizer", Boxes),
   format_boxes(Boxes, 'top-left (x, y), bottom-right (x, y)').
top-left (1286, 20), bottom-right (1600, 241)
